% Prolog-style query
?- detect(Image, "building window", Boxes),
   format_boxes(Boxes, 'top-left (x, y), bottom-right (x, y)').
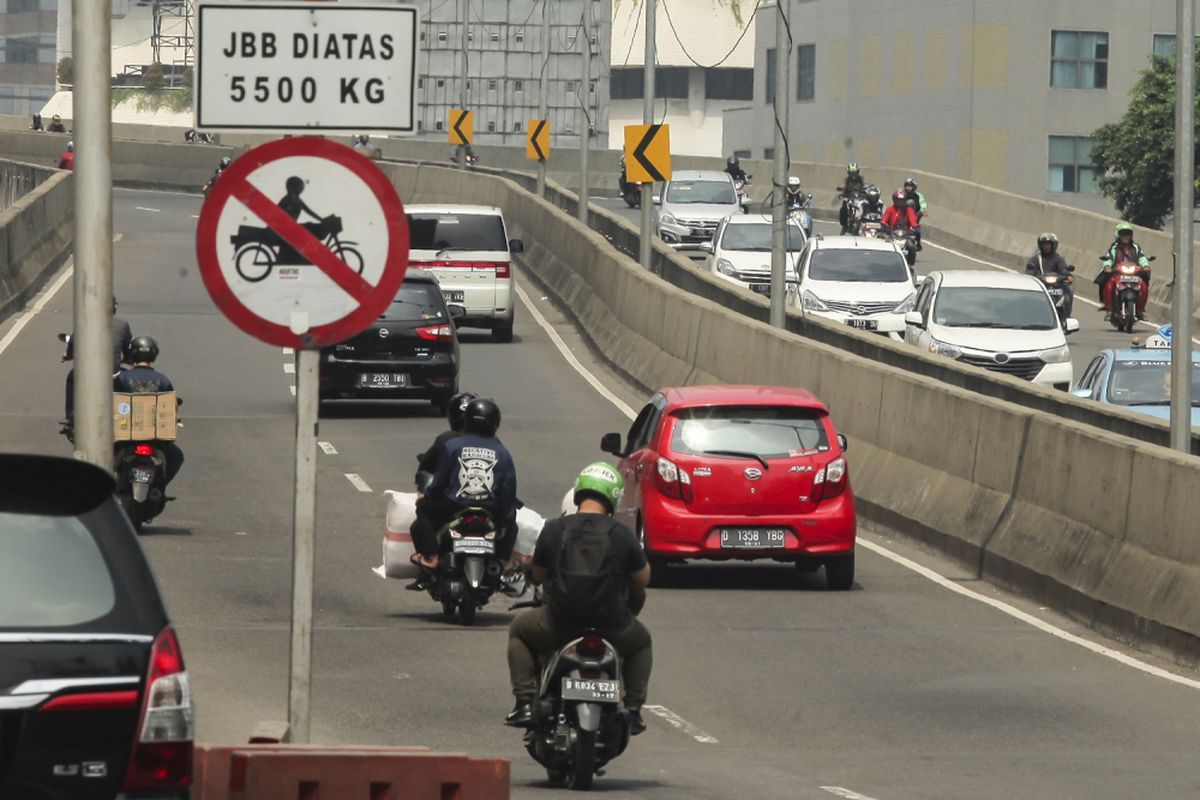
top-left (705, 68), bottom-right (752, 100)
top-left (610, 67), bottom-right (688, 100)
top-left (487, 121), bottom-right (496, 132)
top-left (765, 48), bottom-right (776, 102)
top-left (417, 78), bottom-right (423, 89)
top-left (417, 120), bottom-right (423, 130)
top-left (796, 44), bottom-right (815, 101)
top-left (763, 147), bottom-right (775, 160)
top-left (4, 39), bottom-right (38, 64)
top-left (436, 78), bottom-right (445, 88)
top-left (565, 121), bottom-right (574, 133)
top-left (566, 80), bottom-right (576, 93)
top-left (488, 79), bottom-right (497, 91)
top-left (1048, 135), bottom-right (1099, 193)
top-left (438, 30), bottom-right (447, 42)
top-left (8, 0), bottom-right (39, 12)
top-left (1050, 30), bottom-right (1108, 89)
top-left (611, 68), bottom-right (642, 99)
top-left (491, 32), bottom-right (499, 43)
top-left (420, 31), bottom-right (425, 41)
top-left (435, 120), bottom-right (444, 131)
top-left (589, 79), bottom-right (596, 94)
top-left (1152, 33), bottom-right (1200, 58)
top-left (515, 31), bottom-right (525, 44)
top-left (514, 80), bottom-right (523, 92)
top-left (514, 121), bottom-right (523, 132)
top-left (734, 149), bottom-right (751, 160)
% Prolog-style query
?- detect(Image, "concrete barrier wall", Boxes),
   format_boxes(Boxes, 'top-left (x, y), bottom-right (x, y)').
top-left (379, 161), bottom-right (1200, 663)
top-left (0, 160), bottom-right (72, 321)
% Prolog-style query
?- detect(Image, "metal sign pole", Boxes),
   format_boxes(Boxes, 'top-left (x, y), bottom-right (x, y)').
top-left (578, 4), bottom-right (591, 224)
top-left (287, 347), bottom-right (319, 743)
top-left (1172, 0), bottom-right (1196, 453)
top-left (458, 0), bottom-right (468, 169)
top-left (769, 0), bottom-right (790, 329)
top-left (537, 0), bottom-right (550, 197)
top-left (639, 0), bottom-right (657, 273)
top-left (71, 0), bottom-right (115, 469)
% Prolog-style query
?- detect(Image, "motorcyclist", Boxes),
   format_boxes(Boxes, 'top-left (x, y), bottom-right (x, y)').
top-left (184, 129), bottom-right (197, 143)
top-left (410, 397), bottom-right (517, 569)
top-left (63, 297), bottom-right (133, 426)
top-left (1025, 232), bottom-right (1073, 316)
top-left (57, 141), bottom-right (74, 171)
top-left (784, 176), bottom-right (807, 210)
top-left (47, 114), bottom-right (66, 133)
top-left (858, 184), bottom-right (884, 224)
top-left (114, 336), bottom-right (184, 490)
top-left (838, 162), bottom-right (866, 233)
top-left (504, 462), bottom-right (652, 735)
top-left (881, 189), bottom-right (919, 233)
top-left (1099, 222), bottom-right (1151, 320)
top-left (724, 154), bottom-right (748, 184)
top-left (352, 134), bottom-right (372, 152)
top-left (902, 178), bottom-right (927, 249)
top-left (618, 153), bottom-right (631, 195)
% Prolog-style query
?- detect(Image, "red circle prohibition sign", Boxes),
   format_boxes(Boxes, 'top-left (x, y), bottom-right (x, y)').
top-left (195, 136), bottom-right (410, 349)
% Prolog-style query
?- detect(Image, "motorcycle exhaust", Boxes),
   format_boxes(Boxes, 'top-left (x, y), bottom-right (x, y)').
top-left (486, 560), bottom-right (503, 577)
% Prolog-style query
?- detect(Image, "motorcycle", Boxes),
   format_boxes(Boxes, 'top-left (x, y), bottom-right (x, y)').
top-left (1039, 266), bottom-right (1074, 325)
top-left (618, 162), bottom-right (642, 209)
top-left (513, 594), bottom-right (635, 790)
top-left (858, 211), bottom-right (884, 239)
top-left (786, 193), bottom-right (815, 237)
top-left (1102, 255), bottom-right (1154, 334)
top-left (836, 188), bottom-right (864, 233)
top-left (890, 227), bottom-right (918, 267)
top-left (113, 440), bottom-right (170, 532)
top-left (735, 175), bottom-right (753, 213)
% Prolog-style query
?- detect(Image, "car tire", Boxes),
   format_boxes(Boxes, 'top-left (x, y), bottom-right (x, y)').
top-left (824, 554), bottom-right (855, 590)
top-left (637, 518), bottom-right (670, 587)
top-left (493, 319), bottom-right (514, 343)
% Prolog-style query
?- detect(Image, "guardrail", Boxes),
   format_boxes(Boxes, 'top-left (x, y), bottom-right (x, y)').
top-left (0, 159), bottom-right (72, 322)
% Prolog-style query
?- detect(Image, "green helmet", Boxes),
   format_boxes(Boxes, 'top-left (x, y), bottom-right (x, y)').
top-left (1116, 222), bottom-right (1135, 236)
top-left (572, 462), bottom-right (624, 513)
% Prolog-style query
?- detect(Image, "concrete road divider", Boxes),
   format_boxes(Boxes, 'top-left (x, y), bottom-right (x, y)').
top-left (0, 159), bottom-right (71, 322)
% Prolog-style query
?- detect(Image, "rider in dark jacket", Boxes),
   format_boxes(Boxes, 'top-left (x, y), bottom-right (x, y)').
top-left (724, 155), bottom-right (748, 184)
top-left (1025, 232), bottom-right (1073, 315)
top-left (113, 336), bottom-right (184, 488)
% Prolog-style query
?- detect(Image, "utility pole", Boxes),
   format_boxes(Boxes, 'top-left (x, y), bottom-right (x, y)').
top-left (769, 0), bottom-right (790, 328)
top-left (537, 0), bottom-right (550, 197)
top-left (72, 0), bottom-right (114, 468)
top-left (1172, 0), bottom-right (1195, 453)
top-left (578, 5), bottom-right (591, 223)
top-left (639, 0), bottom-right (656, 272)
top-left (458, 0), bottom-right (468, 169)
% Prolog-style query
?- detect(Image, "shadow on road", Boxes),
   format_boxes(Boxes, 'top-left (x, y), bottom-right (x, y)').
top-left (317, 400), bottom-right (443, 420)
top-left (384, 610), bottom-right (514, 630)
top-left (652, 562), bottom-right (858, 592)
top-left (138, 524), bottom-right (194, 537)
top-left (518, 777), bottom-right (672, 793)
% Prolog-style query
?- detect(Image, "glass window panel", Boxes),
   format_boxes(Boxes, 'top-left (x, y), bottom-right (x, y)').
top-left (1154, 34), bottom-right (1176, 58)
top-left (1047, 166), bottom-right (1066, 193)
top-left (1049, 136), bottom-right (1076, 162)
top-left (1078, 167), bottom-right (1100, 193)
top-left (765, 48), bottom-right (776, 102)
top-left (797, 44), bottom-right (815, 101)
top-left (1082, 32), bottom-right (1109, 60)
top-left (1089, 62), bottom-right (1108, 88)
top-left (1075, 137), bottom-right (1096, 163)
top-left (1051, 61), bottom-right (1077, 87)
top-left (1052, 31), bottom-right (1079, 59)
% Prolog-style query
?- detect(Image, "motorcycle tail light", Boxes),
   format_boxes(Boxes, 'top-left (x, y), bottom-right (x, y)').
top-left (134, 444), bottom-right (155, 457)
top-left (578, 634), bottom-right (606, 658)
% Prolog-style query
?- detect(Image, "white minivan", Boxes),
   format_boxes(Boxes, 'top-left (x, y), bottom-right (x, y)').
top-left (404, 205), bottom-right (524, 342)
top-left (903, 270), bottom-right (1080, 390)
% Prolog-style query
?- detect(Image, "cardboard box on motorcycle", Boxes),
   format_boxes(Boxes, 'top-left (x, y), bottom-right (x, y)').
top-left (112, 391), bottom-right (177, 442)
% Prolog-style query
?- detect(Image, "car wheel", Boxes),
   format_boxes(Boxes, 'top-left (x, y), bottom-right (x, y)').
top-left (638, 518), bottom-right (670, 587)
top-left (493, 320), bottom-right (514, 343)
top-left (825, 554), bottom-right (855, 590)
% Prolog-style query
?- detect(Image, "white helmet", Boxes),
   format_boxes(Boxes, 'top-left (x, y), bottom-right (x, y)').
top-left (786, 175), bottom-right (802, 192)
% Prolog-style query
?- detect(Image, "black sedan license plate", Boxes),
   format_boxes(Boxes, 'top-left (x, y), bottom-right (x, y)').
top-left (845, 318), bottom-right (878, 330)
top-left (443, 290), bottom-right (465, 303)
top-left (749, 283), bottom-right (771, 295)
top-left (719, 528), bottom-right (787, 549)
top-left (359, 373), bottom-right (408, 389)
top-left (562, 677), bottom-right (620, 703)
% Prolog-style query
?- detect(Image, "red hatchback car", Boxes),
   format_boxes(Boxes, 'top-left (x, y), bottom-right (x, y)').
top-left (600, 385), bottom-right (857, 589)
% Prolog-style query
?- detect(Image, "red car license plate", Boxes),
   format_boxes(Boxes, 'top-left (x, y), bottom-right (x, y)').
top-left (719, 528), bottom-right (787, 549)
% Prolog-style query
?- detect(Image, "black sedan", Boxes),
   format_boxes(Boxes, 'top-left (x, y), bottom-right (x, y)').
top-left (0, 454), bottom-right (193, 799)
top-left (319, 269), bottom-right (462, 413)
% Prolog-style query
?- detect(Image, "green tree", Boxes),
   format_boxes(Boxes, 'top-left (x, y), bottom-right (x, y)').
top-left (1090, 45), bottom-right (1200, 229)
top-left (56, 56), bottom-right (72, 86)
top-left (142, 61), bottom-right (165, 91)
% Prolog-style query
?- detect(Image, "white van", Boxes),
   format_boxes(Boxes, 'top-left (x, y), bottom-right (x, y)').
top-left (404, 205), bottom-right (524, 342)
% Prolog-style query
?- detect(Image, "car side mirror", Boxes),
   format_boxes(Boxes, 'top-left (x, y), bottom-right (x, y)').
top-left (698, 242), bottom-right (714, 254)
top-left (836, 433), bottom-right (848, 452)
top-left (1070, 388), bottom-right (1092, 399)
top-left (446, 304), bottom-right (466, 320)
top-left (1064, 318), bottom-right (1080, 334)
top-left (652, 195), bottom-right (661, 205)
top-left (904, 311), bottom-right (924, 328)
top-left (509, 238), bottom-right (524, 254)
top-left (600, 432), bottom-right (624, 456)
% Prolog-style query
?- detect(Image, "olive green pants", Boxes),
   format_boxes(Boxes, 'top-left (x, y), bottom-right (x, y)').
top-left (507, 607), bottom-right (653, 710)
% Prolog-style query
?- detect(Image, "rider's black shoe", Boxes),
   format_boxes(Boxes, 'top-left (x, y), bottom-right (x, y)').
top-left (628, 709), bottom-right (647, 736)
top-left (404, 579), bottom-right (427, 591)
top-left (504, 701), bottom-right (534, 728)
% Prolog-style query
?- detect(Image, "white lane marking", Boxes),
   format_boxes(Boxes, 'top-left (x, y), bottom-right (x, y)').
top-left (0, 261), bottom-right (73, 360)
top-left (345, 473), bottom-right (372, 492)
top-left (821, 788), bottom-right (882, 800)
top-left (289, 385), bottom-right (296, 396)
top-left (513, 283), bottom-right (638, 419)
top-left (521, 265), bottom-right (1200, 692)
top-left (283, 347), bottom-right (294, 355)
top-left (318, 441), bottom-right (338, 455)
top-left (189, 214), bottom-right (200, 219)
top-left (283, 362), bottom-right (295, 374)
top-left (856, 538), bottom-right (1200, 691)
top-left (235, 531), bottom-right (248, 536)
top-left (642, 705), bottom-right (718, 744)
top-left (135, 206), bottom-right (161, 213)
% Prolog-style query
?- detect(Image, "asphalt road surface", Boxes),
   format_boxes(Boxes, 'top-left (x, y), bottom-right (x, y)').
top-left (1, 188), bottom-right (1198, 799)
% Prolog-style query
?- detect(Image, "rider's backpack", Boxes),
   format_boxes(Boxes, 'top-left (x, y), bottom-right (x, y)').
top-left (549, 516), bottom-right (626, 628)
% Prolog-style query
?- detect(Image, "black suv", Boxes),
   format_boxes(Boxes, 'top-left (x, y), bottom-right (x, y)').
top-left (0, 454), bottom-right (193, 799)
top-left (319, 269), bottom-right (462, 413)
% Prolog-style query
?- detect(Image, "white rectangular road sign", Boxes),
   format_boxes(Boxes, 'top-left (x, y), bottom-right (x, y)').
top-left (196, 2), bottom-right (417, 133)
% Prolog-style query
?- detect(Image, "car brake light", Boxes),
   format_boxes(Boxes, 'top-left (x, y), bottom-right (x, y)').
top-left (655, 457), bottom-right (694, 502)
top-left (813, 458), bottom-right (848, 502)
top-left (416, 324), bottom-right (454, 342)
top-left (121, 626), bottom-right (193, 793)
top-left (578, 634), bottom-right (606, 658)
top-left (494, 261), bottom-right (511, 278)
top-left (40, 690), bottom-right (139, 712)
top-left (134, 444), bottom-right (155, 457)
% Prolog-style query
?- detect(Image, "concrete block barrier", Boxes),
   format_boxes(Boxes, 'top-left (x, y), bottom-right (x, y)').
top-left (0, 162), bottom-right (72, 322)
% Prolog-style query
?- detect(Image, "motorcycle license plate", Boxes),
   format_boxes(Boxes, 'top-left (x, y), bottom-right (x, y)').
top-left (1047, 287), bottom-right (1064, 296)
top-left (452, 537), bottom-right (495, 555)
top-left (131, 466), bottom-right (154, 484)
top-left (562, 678), bottom-right (620, 703)
top-left (443, 290), bottom-right (465, 303)
top-left (845, 319), bottom-right (878, 330)
top-left (719, 528), bottom-right (788, 549)
top-left (358, 373), bottom-right (408, 389)
top-left (1119, 276), bottom-right (1141, 285)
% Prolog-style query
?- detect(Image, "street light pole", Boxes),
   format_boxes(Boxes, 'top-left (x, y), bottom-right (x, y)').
top-left (71, 0), bottom-right (114, 468)
top-left (770, 0), bottom-right (790, 329)
top-left (537, 0), bottom-right (549, 197)
top-left (458, 0), bottom-right (468, 169)
top-left (578, 5), bottom-right (591, 224)
top-left (639, 0), bottom-right (656, 272)
top-left (1171, 0), bottom-right (1195, 453)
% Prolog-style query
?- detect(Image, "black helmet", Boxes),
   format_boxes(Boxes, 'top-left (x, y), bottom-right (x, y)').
top-left (865, 184), bottom-right (881, 201)
top-left (727, 155), bottom-right (739, 167)
top-left (447, 391), bottom-right (477, 431)
top-left (128, 335), bottom-right (159, 363)
top-left (463, 397), bottom-right (501, 436)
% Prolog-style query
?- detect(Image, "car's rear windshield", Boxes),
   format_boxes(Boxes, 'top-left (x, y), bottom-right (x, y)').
top-left (933, 286), bottom-right (1059, 330)
top-left (0, 513), bottom-right (115, 628)
top-left (720, 223), bottom-right (805, 252)
top-left (407, 213), bottom-right (507, 252)
top-left (808, 250), bottom-right (909, 282)
top-left (381, 282), bottom-right (447, 321)
top-left (1107, 361), bottom-right (1200, 406)
top-left (669, 406), bottom-right (829, 459)
top-left (666, 180), bottom-right (737, 205)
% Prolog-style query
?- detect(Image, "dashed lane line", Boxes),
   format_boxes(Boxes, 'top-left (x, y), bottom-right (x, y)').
top-left (135, 206), bottom-right (161, 213)
top-left (344, 473), bottom-right (372, 492)
top-left (318, 441), bottom-right (338, 455)
top-left (821, 788), bottom-right (883, 800)
top-left (517, 270), bottom-right (1200, 694)
top-left (283, 362), bottom-right (295, 374)
top-left (642, 705), bottom-right (718, 744)
top-left (289, 385), bottom-right (296, 396)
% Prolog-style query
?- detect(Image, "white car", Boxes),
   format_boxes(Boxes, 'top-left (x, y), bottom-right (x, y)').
top-left (653, 170), bottom-right (742, 252)
top-left (700, 214), bottom-right (806, 296)
top-left (903, 270), bottom-right (1080, 390)
top-left (404, 204), bottom-right (523, 342)
top-left (790, 235), bottom-right (917, 341)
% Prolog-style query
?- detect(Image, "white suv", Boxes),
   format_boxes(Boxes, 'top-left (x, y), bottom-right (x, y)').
top-left (790, 235), bottom-right (917, 341)
top-left (903, 270), bottom-right (1080, 389)
top-left (653, 170), bottom-right (742, 252)
top-left (701, 213), bottom-right (806, 296)
top-left (404, 205), bottom-right (523, 342)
